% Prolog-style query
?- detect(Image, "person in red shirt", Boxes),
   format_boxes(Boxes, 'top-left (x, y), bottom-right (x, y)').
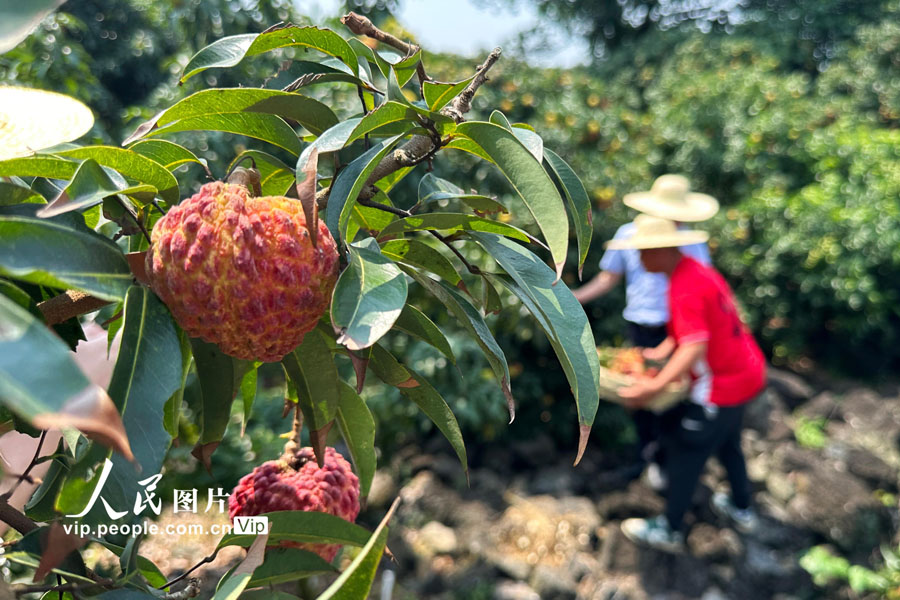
top-left (609, 215), bottom-right (766, 552)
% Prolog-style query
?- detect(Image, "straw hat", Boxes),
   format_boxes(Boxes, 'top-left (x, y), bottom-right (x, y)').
top-left (605, 215), bottom-right (709, 250)
top-left (623, 174), bottom-right (719, 222)
top-left (0, 86), bottom-right (94, 161)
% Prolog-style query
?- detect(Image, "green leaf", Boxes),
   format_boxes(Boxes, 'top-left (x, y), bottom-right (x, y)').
top-left (346, 189), bottom-right (395, 242)
top-left (472, 233), bottom-right (600, 463)
top-left (544, 148), bottom-right (592, 278)
top-left (189, 338), bottom-right (242, 466)
top-left (147, 112), bottom-right (302, 157)
top-left (404, 267), bottom-right (514, 421)
top-left (227, 150), bottom-right (295, 197)
top-left (240, 592), bottom-right (300, 600)
top-left (314, 499), bottom-right (400, 600)
top-left (331, 238), bottom-right (408, 351)
top-left (346, 101), bottom-right (421, 144)
top-left (416, 173), bottom-right (506, 215)
top-left (239, 364), bottom-right (259, 436)
top-left (58, 286), bottom-right (182, 523)
top-left (0, 181), bottom-right (43, 205)
top-left (282, 328), bottom-right (340, 433)
top-left (0, 155), bottom-right (78, 180)
top-left (247, 548), bottom-right (336, 586)
top-left (54, 146), bottom-right (179, 204)
top-left (443, 137), bottom-right (493, 162)
top-left (326, 132), bottom-right (407, 244)
top-left (489, 111), bottom-right (543, 162)
top-left (390, 49), bottom-right (423, 87)
top-left (423, 75), bottom-right (475, 111)
top-left (164, 329), bottom-right (193, 438)
top-left (380, 238), bottom-right (462, 288)
top-left (213, 534), bottom-right (267, 600)
top-left (181, 26), bottom-right (358, 83)
top-left (0, 206), bottom-right (131, 301)
top-left (126, 89), bottom-right (337, 145)
top-left (218, 510), bottom-right (371, 549)
top-left (35, 159), bottom-right (156, 218)
top-left (481, 274), bottom-right (503, 315)
top-left (392, 304), bottom-right (456, 364)
top-left (96, 540), bottom-right (167, 588)
top-left (369, 344), bottom-right (467, 471)
top-left (284, 60), bottom-right (377, 91)
top-left (455, 121), bottom-right (569, 280)
top-left (336, 381), bottom-right (376, 497)
top-left (378, 213), bottom-right (531, 242)
top-left (128, 139), bottom-right (205, 172)
top-left (0, 0), bottom-right (66, 53)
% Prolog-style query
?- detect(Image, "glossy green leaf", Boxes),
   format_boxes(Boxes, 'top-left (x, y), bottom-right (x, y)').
top-left (331, 238), bottom-right (408, 350)
top-left (379, 213), bottom-right (530, 242)
top-left (0, 155), bottom-right (77, 180)
top-left (0, 181), bottom-right (43, 205)
top-left (416, 173), bottom-right (506, 215)
top-left (423, 75), bottom-right (474, 111)
top-left (227, 150), bottom-right (295, 197)
top-left (369, 344), bottom-right (467, 471)
top-left (380, 238), bottom-right (462, 287)
top-left (55, 146), bottom-right (179, 203)
top-left (35, 159), bottom-right (155, 218)
top-left (335, 382), bottom-right (376, 497)
top-left (455, 121), bottom-right (569, 280)
top-left (393, 304), bottom-right (456, 364)
top-left (148, 112), bottom-right (302, 156)
top-left (473, 233), bottom-right (600, 461)
top-left (346, 101), bottom-right (420, 144)
top-left (218, 510), bottom-right (371, 549)
top-left (190, 338), bottom-right (241, 464)
top-left (125, 89), bottom-right (337, 144)
top-left (0, 0), bottom-right (66, 53)
top-left (129, 139), bottom-right (205, 172)
top-left (443, 137), bottom-right (493, 162)
top-left (326, 132), bottom-right (407, 244)
top-left (282, 328), bottom-right (340, 433)
top-left (0, 295), bottom-right (102, 432)
top-left (314, 499), bottom-right (399, 600)
top-left (489, 111), bottom-right (543, 162)
top-left (0, 205), bottom-right (131, 301)
top-left (65, 287), bottom-right (181, 523)
top-left (213, 535), bottom-right (267, 600)
top-left (346, 189), bottom-right (395, 243)
top-left (163, 329), bottom-right (192, 440)
top-left (404, 267), bottom-right (514, 421)
top-left (284, 59), bottom-right (378, 91)
top-left (181, 26), bottom-right (358, 83)
top-left (247, 548), bottom-right (336, 587)
top-left (481, 274), bottom-right (503, 315)
top-left (544, 148), bottom-right (593, 278)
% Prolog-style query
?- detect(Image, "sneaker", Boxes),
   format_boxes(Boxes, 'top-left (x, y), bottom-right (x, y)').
top-left (711, 492), bottom-right (759, 533)
top-left (644, 462), bottom-right (668, 492)
top-left (621, 515), bottom-right (685, 553)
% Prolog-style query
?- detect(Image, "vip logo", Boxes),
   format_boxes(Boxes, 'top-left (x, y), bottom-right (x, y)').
top-left (233, 516), bottom-right (269, 535)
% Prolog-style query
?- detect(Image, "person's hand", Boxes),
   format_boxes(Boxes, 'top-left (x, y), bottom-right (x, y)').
top-left (618, 377), bottom-right (662, 408)
top-left (642, 345), bottom-right (669, 361)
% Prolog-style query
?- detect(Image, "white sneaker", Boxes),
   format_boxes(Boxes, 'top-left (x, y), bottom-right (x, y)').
top-left (621, 515), bottom-right (685, 553)
top-left (711, 492), bottom-right (759, 533)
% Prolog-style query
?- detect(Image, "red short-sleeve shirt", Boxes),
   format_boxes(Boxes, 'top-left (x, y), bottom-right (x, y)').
top-left (668, 256), bottom-right (766, 407)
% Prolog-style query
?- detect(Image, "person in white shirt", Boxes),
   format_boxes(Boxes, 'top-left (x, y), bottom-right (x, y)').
top-left (573, 174), bottom-right (719, 485)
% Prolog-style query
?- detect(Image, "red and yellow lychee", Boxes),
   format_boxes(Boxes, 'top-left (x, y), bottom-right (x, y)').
top-left (228, 446), bottom-right (361, 562)
top-left (146, 182), bottom-right (338, 362)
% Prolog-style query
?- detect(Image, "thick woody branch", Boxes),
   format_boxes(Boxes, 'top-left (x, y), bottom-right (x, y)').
top-left (0, 499), bottom-right (37, 535)
top-left (340, 12), bottom-right (429, 88)
top-left (37, 290), bottom-right (110, 326)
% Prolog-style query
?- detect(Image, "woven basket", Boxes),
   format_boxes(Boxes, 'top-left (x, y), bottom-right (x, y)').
top-left (597, 347), bottom-right (689, 412)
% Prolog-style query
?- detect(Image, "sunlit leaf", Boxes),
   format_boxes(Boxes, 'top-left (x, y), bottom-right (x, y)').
top-left (378, 213), bottom-right (531, 242)
top-left (380, 238), bottom-right (462, 288)
top-left (423, 75), bottom-right (475, 111)
top-left (544, 148), bottom-right (592, 279)
top-left (54, 146), bottom-right (179, 204)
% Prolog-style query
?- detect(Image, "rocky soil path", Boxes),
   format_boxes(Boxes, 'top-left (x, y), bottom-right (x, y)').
top-left (362, 369), bottom-right (900, 600)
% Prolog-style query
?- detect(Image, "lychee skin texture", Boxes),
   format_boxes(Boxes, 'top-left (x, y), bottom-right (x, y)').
top-left (228, 447), bottom-right (360, 562)
top-left (146, 182), bottom-right (339, 362)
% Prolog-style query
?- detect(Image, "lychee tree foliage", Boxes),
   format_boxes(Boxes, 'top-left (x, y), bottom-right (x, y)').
top-left (0, 11), bottom-right (601, 600)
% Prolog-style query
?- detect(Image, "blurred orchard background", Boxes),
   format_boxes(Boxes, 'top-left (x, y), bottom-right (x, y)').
top-left (4, 1), bottom-right (900, 597)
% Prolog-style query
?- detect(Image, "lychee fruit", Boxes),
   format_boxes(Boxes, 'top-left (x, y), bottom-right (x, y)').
top-left (146, 181), bottom-right (339, 362)
top-left (228, 446), bottom-right (360, 562)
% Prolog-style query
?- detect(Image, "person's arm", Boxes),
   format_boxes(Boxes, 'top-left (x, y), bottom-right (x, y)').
top-left (618, 341), bottom-right (707, 406)
top-left (643, 335), bottom-right (675, 361)
top-left (572, 270), bottom-right (622, 304)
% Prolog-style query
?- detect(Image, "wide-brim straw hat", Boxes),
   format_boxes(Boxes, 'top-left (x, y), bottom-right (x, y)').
top-left (605, 215), bottom-right (709, 250)
top-left (0, 86), bottom-right (94, 161)
top-left (623, 174), bottom-right (719, 222)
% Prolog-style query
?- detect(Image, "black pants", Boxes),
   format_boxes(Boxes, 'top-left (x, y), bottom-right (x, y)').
top-left (660, 402), bottom-right (752, 531)
top-left (626, 322), bottom-right (669, 465)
